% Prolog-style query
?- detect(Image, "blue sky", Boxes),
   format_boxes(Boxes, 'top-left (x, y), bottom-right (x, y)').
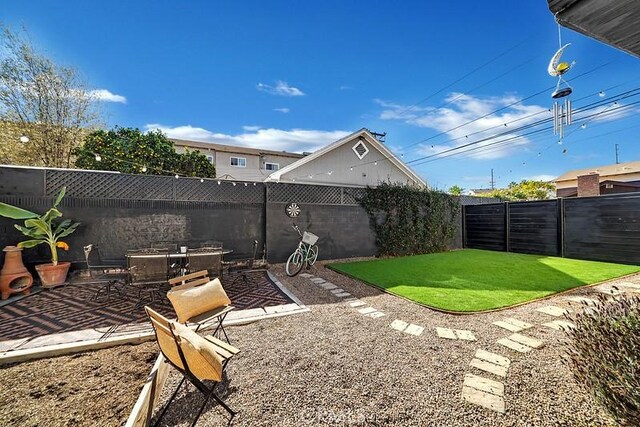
top-left (3, 1), bottom-right (640, 190)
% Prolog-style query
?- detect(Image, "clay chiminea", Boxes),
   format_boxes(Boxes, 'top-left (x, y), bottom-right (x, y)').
top-left (0, 246), bottom-right (33, 300)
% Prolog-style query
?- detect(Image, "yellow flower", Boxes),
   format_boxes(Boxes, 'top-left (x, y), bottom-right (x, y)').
top-left (56, 241), bottom-right (70, 251)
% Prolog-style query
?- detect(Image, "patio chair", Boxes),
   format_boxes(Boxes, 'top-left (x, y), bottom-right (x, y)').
top-left (83, 244), bottom-right (127, 300)
top-left (227, 240), bottom-right (269, 286)
top-left (187, 247), bottom-right (223, 278)
top-left (167, 271), bottom-right (235, 342)
top-left (126, 248), bottom-right (171, 306)
top-left (145, 306), bottom-right (239, 426)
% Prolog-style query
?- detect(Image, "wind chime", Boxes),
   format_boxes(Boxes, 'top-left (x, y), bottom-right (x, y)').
top-left (548, 22), bottom-right (575, 143)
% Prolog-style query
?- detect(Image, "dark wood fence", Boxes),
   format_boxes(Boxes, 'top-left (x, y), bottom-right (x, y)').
top-left (463, 193), bottom-right (640, 265)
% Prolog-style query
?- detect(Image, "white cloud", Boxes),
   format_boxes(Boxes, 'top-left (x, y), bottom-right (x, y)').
top-left (89, 89), bottom-right (127, 104)
top-left (376, 93), bottom-right (547, 159)
top-left (144, 124), bottom-right (349, 153)
top-left (339, 85), bottom-right (353, 91)
top-left (257, 81), bottom-right (305, 97)
top-left (242, 125), bottom-right (262, 131)
top-left (273, 107), bottom-right (290, 113)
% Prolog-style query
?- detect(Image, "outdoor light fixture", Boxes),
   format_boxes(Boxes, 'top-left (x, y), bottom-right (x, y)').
top-left (581, 123), bottom-right (587, 129)
top-left (200, 178), bottom-right (204, 183)
top-left (328, 171), bottom-right (333, 175)
top-left (95, 154), bottom-right (101, 162)
top-left (232, 182), bottom-right (236, 186)
top-left (141, 166), bottom-right (147, 172)
top-left (19, 136), bottom-right (29, 143)
top-left (599, 91), bottom-right (605, 97)
top-left (217, 181), bottom-right (221, 185)
top-left (350, 167), bottom-right (353, 171)
top-left (175, 174), bottom-right (179, 179)
top-left (374, 161), bottom-right (378, 165)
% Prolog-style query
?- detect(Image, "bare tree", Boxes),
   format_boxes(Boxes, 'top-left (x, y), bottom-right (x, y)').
top-left (0, 26), bottom-right (98, 167)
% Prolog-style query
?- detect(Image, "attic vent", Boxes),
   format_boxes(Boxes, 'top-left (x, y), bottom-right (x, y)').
top-left (352, 140), bottom-right (369, 160)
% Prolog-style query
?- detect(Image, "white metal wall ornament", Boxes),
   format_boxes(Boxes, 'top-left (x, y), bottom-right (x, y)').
top-left (285, 202), bottom-right (301, 218)
top-left (549, 22), bottom-right (575, 143)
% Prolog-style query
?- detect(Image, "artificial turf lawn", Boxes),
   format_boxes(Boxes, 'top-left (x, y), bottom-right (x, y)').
top-left (329, 249), bottom-right (640, 312)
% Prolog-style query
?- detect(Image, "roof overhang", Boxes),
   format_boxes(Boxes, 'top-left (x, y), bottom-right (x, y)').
top-left (548, 0), bottom-right (640, 58)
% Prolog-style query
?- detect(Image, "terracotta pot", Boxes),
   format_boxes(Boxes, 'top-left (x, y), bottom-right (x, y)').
top-left (35, 262), bottom-right (71, 288)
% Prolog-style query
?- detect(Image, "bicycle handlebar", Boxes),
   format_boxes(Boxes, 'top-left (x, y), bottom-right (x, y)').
top-left (291, 223), bottom-right (302, 237)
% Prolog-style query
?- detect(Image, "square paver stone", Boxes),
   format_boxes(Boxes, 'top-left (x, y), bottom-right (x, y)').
top-left (390, 319), bottom-right (409, 332)
top-left (503, 318), bottom-right (533, 330)
top-left (310, 278), bottom-right (326, 284)
top-left (349, 300), bottom-right (366, 308)
top-left (436, 327), bottom-right (457, 340)
top-left (475, 349), bottom-right (510, 368)
top-left (334, 292), bottom-right (351, 298)
top-left (299, 273), bottom-right (314, 278)
top-left (462, 386), bottom-right (505, 413)
top-left (470, 358), bottom-right (508, 378)
top-left (366, 311), bottom-right (386, 318)
top-left (492, 320), bottom-right (523, 332)
top-left (330, 288), bottom-right (345, 294)
top-left (594, 286), bottom-right (623, 296)
top-left (508, 333), bottom-right (544, 349)
top-left (320, 283), bottom-right (338, 290)
top-left (497, 338), bottom-right (531, 353)
top-left (357, 307), bottom-right (377, 315)
top-left (464, 373), bottom-right (504, 397)
top-left (455, 329), bottom-right (476, 341)
top-left (404, 324), bottom-right (424, 336)
top-left (618, 282), bottom-right (640, 290)
top-left (565, 296), bottom-right (597, 306)
top-left (536, 306), bottom-right (570, 317)
top-left (543, 320), bottom-right (575, 331)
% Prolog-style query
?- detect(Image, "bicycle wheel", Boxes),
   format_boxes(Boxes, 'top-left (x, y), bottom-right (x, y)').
top-left (307, 245), bottom-right (319, 266)
top-left (285, 250), bottom-right (304, 276)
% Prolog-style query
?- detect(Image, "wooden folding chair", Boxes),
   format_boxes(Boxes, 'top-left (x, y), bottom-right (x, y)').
top-left (145, 306), bottom-right (239, 426)
top-left (167, 270), bottom-right (235, 342)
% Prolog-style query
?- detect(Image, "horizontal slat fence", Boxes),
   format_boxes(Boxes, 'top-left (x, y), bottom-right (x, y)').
top-left (463, 193), bottom-right (640, 265)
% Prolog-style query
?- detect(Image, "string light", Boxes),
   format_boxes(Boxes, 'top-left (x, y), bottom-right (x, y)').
top-left (200, 178), bottom-right (204, 183)
top-left (174, 174), bottom-right (179, 179)
top-left (141, 165), bottom-right (147, 172)
top-left (95, 154), bottom-right (101, 162)
top-left (599, 91), bottom-right (605, 97)
top-left (19, 136), bottom-right (29, 143)
top-left (374, 161), bottom-right (378, 166)
top-left (217, 181), bottom-right (221, 185)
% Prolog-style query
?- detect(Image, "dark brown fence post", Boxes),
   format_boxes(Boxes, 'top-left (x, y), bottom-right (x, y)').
top-left (557, 197), bottom-right (565, 258)
top-left (461, 204), bottom-right (466, 248)
top-left (504, 201), bottom-right (510, 252)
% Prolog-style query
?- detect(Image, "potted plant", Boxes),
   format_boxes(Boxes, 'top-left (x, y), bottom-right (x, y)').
top-left (0, 187), bottom-right (80, 287)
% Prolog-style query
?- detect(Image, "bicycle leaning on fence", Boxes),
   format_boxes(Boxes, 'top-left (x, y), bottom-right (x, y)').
top-left (285, 223), bottom-right (319, 276)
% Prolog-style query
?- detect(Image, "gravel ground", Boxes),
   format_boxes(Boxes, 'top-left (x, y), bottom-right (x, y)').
top-left (0, 342), bottom-right (157, 427)
top-left (153, 261), bottom-right (629, 427)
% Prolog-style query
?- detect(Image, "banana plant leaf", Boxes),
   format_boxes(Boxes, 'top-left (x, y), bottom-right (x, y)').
top-left (17, 240), bottom-right (45, 249)
top-left (53, 187), bottom-right (66, 209)
top-left (14, 224), bottom-right (48, 239)
top-left (24, 218), bottom-right (51, 236)
top-left (0, 202), bottom-right (38, 220)
top-left (55, 222), bottom-right (80, 239)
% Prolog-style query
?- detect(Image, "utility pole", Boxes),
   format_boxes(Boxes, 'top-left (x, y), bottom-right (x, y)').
top-left (615, 144), bottom-right (620, 164)
top-left (490, 168), bottom-right (495, 190)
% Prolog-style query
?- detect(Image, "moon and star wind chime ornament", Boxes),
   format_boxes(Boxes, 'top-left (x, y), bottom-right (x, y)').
top-left (548, 31), bottom-right (575, 143)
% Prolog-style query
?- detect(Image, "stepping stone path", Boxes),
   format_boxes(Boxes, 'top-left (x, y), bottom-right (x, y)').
top-left (543, 320), bottom-right (575, 331)
top-left (300, 273), bottom-right (387, 318)
top-left (594, 285), bottom-right (623, 296)
top-left (435, 327), bottom-right (476, 341)
top-left (492, 318), bottom-right (532, 332)
top-left (536, 305), bottom-right (570, 317)
top-left (464, 349), bottom-right (510, 413)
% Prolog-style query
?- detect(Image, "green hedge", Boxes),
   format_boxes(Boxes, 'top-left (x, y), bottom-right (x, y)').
top-left (359, 183), bottom-right (459, 256)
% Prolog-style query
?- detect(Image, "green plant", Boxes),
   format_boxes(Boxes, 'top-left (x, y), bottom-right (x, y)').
top-left (359, 183), bottom-right (460, 256)
top-left (565, 294), bottom-right (640, 426)
top-left (0, 187), bottom-right (80, 265)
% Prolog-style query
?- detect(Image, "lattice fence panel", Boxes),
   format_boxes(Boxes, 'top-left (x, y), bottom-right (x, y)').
top-left (342, 187), bottom-right (366, 205)
top-left (175, 179), bottom-right (263, 203)
top-left (267, 183), bottom-right (361, 205)
top-left (46, 170), bottom-right (174, 200)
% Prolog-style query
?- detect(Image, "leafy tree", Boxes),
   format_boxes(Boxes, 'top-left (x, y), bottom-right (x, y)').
top-left (485, 180), bottom-right (555, 201)
top-left (448, 185), bottom-right (464, 196)
top-left (0, 26), bottom-right (98, 167)
top-left (74, 127), bottom-right (216, 178)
